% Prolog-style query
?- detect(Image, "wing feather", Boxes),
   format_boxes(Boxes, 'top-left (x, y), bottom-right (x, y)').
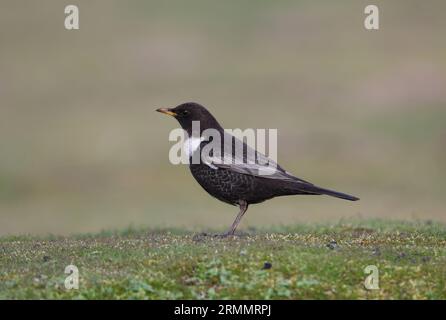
top-left (200, 132), bottom-right (313, 184)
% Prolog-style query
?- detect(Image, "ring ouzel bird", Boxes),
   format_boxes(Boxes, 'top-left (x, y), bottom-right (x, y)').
top-left (157, 102), bottom-right (359, 236)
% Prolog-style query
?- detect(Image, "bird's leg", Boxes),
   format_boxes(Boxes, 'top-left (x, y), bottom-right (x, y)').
top-left (221, 201), bottom-right (248, 237)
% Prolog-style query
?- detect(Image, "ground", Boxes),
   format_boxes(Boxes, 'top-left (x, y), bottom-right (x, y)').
top-left (1, 219), bottom-right (445, 299)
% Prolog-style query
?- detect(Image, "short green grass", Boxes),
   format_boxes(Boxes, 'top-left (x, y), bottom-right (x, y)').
top-left (1, 219), bottom-right (445, 299)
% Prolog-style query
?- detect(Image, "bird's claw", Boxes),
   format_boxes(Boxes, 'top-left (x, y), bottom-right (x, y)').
top-left (192, 232), bottom-right (235, 241)
top-left (214, 232), bottom-right (235, 238)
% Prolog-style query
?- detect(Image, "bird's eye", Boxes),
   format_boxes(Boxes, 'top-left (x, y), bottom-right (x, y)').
top-left (181, 110), bottom-right (189, 116)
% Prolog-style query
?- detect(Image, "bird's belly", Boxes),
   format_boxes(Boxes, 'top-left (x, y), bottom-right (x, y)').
top-left (189, 164), bottom-right (280, 205)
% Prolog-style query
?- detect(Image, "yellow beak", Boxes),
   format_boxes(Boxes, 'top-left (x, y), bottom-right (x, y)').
top-left (156, 108), bottom-right (177, 117)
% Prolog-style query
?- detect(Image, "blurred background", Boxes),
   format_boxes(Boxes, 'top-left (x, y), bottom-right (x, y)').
top-left (1, 1), bottom-right (445, 235)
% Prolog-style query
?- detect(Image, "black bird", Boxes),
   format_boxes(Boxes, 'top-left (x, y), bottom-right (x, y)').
top-left (157, 102), bottom-right (359, 236)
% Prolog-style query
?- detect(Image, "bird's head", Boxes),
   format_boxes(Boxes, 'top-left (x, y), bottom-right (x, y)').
top-left (156, 102), bottom-right (222, 134)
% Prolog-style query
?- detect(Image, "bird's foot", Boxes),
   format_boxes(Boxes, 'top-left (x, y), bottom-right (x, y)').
top-left (192, 232), bottom-right (211, 241)
top-left (192, 231), bottom-right (235, 241)
top-left (214, 232), bottom-right (235, 239)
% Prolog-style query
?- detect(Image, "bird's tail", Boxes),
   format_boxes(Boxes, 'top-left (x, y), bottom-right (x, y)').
top-left (297, 184), bottom-right (359, 201)
top-left (312, 186), bottom-right (359, 201)
top-left (318, 188), bottom-right (359, 201)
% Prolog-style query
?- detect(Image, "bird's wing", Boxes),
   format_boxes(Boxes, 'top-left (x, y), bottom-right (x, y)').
top-left (201, 132), bottom-right (313, 184)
